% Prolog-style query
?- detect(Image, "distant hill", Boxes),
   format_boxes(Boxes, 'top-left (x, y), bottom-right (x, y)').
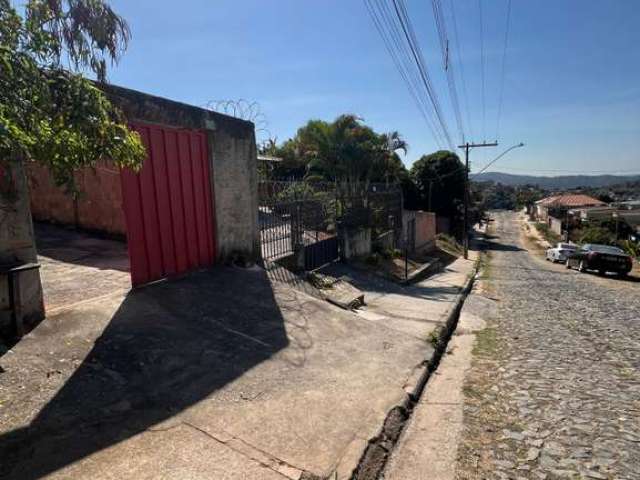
top-left (473, 172), bottom-right (640, 190)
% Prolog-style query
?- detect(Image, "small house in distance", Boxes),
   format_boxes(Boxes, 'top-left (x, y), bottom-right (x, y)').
top-left (535, 194), bottom-right (605, 235)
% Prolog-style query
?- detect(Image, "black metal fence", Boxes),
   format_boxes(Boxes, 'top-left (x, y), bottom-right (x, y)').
top-left (258, 181), bottom-right (402, 271)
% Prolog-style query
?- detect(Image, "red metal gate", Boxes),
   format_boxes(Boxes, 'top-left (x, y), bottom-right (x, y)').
top-left (120, 123), bottom-right (215, 286)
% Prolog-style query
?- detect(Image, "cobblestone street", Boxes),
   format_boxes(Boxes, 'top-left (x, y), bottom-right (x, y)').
top-left (457, 211), bottom-right (640, 480)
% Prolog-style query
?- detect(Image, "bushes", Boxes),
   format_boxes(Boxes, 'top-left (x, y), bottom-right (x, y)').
top-left (436, 233), bottom-right (463, 256)
top-left (619, 240), bottom-right (640, 259)
top-left (578, 226), bottom-right (616, 245)
top-left (534, 222), bottom-right (561, 244)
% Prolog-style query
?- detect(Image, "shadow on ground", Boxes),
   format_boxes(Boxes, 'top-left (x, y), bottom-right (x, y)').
top-left (478, 239), bottom-right (525, 252)
top-left (0, 267), bottom-right (289, 480)
top-left (320, 261), bottom-right (464, 303)
top-left (34, 222), bottom-right (129, 272)
top-left (579, 270), bottom-right (640, 283)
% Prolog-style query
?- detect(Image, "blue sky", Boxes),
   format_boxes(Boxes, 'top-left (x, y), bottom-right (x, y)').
top-left (108, 0), bottom-right (640, 175)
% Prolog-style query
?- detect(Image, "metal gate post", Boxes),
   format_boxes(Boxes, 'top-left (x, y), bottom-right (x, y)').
top-left (291, 202), bottom-right (305, 271)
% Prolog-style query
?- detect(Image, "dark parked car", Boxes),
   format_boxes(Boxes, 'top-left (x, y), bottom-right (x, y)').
top-left (565, 244), bottom-right (633, 277)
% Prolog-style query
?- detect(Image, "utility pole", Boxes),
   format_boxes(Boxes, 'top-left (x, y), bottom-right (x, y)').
top-left (459, 141), bottom-right (498, 259)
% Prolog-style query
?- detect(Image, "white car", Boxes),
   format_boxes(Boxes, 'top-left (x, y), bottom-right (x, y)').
top-left (546, 242), bottom-right (577, 263)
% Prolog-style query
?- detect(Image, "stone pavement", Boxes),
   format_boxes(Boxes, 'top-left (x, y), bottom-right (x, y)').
top-left (456, 211), bottom-right (640, 480)
top-left (0, 234), bottom-right (477, 479)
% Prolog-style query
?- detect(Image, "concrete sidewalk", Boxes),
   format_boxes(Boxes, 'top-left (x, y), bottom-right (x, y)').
top-left (0, 253), bottom-right (477, 479)
top-left (382, 290), bottom-right (489, 480)
top-left (324, 254), bottom-right (477, 342)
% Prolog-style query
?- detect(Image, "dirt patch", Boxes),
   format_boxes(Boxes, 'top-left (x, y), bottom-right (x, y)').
top-left (352, 252), bottom-right (441, 283)
top-left (351, 406), bottom-right (409, 480)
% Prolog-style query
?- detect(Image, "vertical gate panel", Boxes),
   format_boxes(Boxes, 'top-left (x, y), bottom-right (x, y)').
top-left (136, 127), bottom-right (164, 281)
top-left (149, 127), bottom-right (177, 276)
top-left (177, 131), bottom-right (200, 270)
top-left (120, 168), bottom-right (149, 286)
top-left (164, 130), bottom-right (189, 274)
top-left (190, 134), bottom-right (210, 265)
top-left (121, 123), bottom-right (215, 286)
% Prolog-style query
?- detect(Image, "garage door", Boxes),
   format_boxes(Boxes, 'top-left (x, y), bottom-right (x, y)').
top-left (120, 123), bottom-right (216, 286)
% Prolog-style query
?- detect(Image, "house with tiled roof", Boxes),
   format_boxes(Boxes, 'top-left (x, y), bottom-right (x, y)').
top-left (535, 194), bottom-right (605, 221)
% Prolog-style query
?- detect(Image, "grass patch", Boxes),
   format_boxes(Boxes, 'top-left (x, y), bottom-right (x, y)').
top-left (436, 233), bottom-right (464, 257)
top-left (462, 384), bottom-right (483, 400)
top-left (473, 328), bottom-right (498, 356)
top-left (534, 222), bottom-right (561, 245)
top-left (306, 271), bottom-right (335, 289)
top-left (477, 251), bottom-right (493, 280)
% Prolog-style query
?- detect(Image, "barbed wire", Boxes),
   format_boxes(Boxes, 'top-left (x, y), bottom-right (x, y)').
top-left (203, 99), bottom-right (272, 143)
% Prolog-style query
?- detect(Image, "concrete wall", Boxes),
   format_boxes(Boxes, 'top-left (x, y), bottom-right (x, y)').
top-left (549, 216), bottom-right (563, 235)
top-left (0, 161), bottom-right (44, 335)
top-left (536, 205), bottom-right (549, 221)
top-left (436, 216), bottom-right (450, 235)
top-left (342, 228), bottom-right (372, 260)
top-left (27, 161), bottom-right (126, 237)
top-left (403, 210), bottom-right (436, 253)
top-left (209, 128), bottom-right (260, 262)
top-left (415, 211), bottom-right (436, 251)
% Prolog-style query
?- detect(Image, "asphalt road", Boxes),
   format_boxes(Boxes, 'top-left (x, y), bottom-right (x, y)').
top-left (457, 210), bottom-right (640, 480)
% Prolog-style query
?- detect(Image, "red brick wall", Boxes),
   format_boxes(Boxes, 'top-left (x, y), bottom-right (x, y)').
top-left (404, 210), bottom-right (437, 252)
top-left (27, 161), bottom-right (126, 236)
top-left (415, 211), bottom-right (436, 249)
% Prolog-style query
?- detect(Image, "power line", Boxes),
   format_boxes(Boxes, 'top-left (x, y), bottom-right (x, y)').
top-left (448, 0), bottom-right (474, 141)
top-left (379, 0), bottom-right (450, 148)
top-left (431, 0), bottom-right (465, 144)
top-left (364, 0), bottom-right (452, 149)
top-left (393, 0), bottom-right (455, 149)
top-left (365, 0), bottom-right (445, 148)
top-left (478, 0), bottom-right (486, 141)
top-left (495, 0), bottom-right (512, 141)
top-left (475, 166), bottom-right (640, 175)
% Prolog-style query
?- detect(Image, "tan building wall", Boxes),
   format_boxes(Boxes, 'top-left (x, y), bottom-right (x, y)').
top-left (404, 210), bottom-right (437, 252)
top-left (27, 161), bottom-right (126, 237)
top-left (549, 216), bottom-right (563, 235)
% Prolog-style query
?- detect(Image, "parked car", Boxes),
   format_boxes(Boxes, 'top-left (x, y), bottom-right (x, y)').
top-left (565, 244), bottom-right (633, 277)
top-left (546, 242), bottom-right (577, 263)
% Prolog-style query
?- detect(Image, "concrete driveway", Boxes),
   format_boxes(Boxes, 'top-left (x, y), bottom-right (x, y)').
top-left (35, 223), bottom-right (130, 313)
top-left (0, 264), bottom-right (431, 479)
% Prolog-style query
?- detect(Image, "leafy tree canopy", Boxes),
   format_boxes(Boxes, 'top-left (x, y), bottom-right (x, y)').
top-left (410, 150), bottom-right (465, 218)
top-left (0, 0), bottom-right (145, 194)
top-left (260, 114), bottom-right (408, 185)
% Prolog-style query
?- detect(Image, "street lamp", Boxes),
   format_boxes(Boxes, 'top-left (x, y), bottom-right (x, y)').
top-left (471, 143), bottom-right (526, 178)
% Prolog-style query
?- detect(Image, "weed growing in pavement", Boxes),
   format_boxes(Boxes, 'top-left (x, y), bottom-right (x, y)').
top-left (473, 328), bottom-right (498, 356)
top-left (462, 384), bottom-right (483, 400)
top-left (427, 327), bottom-right (442, 347)
top-left (436, 233), bottom-right (464, 257)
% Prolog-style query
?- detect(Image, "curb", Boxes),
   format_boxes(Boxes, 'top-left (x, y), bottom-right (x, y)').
top-left (398, 259), bottom-right (443, 286)
top-left (347, 258), bottom-right (480, 480)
